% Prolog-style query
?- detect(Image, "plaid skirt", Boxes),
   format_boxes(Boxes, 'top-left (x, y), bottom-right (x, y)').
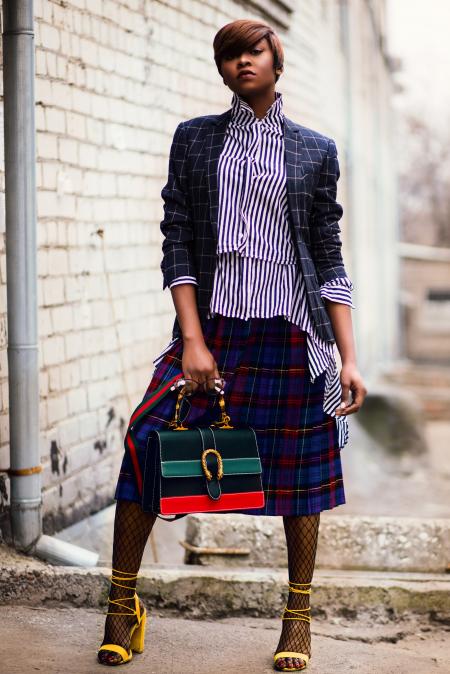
top-left (115, 314), bottom-right (346, 516)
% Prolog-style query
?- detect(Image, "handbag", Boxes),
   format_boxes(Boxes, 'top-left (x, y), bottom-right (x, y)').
top-left (124, 374), bottom-right (265, 518)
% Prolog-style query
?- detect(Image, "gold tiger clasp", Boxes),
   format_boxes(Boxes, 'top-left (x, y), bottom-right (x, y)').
top-left (201, 448), bottom-right (224, 481)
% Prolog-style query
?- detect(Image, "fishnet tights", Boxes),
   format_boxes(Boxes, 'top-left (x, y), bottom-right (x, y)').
top-left (98, 499), bottom-right (157, 665)
top-left (274, 513), bottom-right (320, 671)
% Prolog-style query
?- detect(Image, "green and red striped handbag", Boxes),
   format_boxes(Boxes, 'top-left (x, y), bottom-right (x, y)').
top-left (124, 374), bottom-right (265, 517)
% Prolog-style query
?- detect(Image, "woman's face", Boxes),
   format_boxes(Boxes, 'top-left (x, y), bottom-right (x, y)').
top-left (220, 37), bottom-right (278, 96)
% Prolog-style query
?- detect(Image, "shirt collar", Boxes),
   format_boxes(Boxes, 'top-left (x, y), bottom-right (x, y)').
top-left (229, 90), bottom-right (284, 130)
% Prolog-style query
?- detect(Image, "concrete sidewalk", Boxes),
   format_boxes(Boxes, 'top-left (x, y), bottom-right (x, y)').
top-left (1, 542), bottom-right (449, 672)
top-left (0, 606), bottom-right (448, 673)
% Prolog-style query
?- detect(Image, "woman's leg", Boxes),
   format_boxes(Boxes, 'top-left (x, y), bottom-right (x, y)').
top-left (98, 499), bottom-right (157, 665)
top-left (274, 513), bottom-right (321, 670)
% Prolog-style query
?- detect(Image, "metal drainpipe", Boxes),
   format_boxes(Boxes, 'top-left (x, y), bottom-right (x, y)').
top-left (2, 0), bottom-right (42, 551)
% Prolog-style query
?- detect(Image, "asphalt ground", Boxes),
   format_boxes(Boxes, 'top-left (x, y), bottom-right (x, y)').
top-left (0, 606), bottom-right (448, 674)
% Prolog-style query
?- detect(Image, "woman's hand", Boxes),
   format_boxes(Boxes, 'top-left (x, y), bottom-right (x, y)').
top-left (181, 337), bottom-right (221, 394)
top-left (335, 362), bottom-right (367, 416)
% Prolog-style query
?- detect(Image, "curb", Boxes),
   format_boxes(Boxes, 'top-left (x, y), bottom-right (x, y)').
top-left (184, 513), bottom-right (450, 573)
top-left (1, 552), bottom-right (449, 622)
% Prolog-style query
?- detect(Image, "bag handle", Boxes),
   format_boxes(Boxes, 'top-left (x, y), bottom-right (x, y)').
top-left (168, 384), bottom-right (234, 431)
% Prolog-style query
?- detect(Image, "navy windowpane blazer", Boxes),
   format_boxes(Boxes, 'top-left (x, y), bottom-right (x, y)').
top-left (159, 108), bottom-right (348, 344)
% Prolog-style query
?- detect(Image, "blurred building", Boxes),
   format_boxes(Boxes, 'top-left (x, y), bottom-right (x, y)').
top-left (0, 0), bottom-right (398, 534)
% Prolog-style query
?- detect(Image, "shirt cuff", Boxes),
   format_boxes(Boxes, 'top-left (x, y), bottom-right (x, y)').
top-left (168, 275), bottom-right (199, 289)
top-left (320, 277), bottom-right (355, 309)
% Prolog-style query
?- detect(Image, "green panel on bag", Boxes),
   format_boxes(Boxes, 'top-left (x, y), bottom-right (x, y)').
top-left (161, 457), bottom-right (262, 478)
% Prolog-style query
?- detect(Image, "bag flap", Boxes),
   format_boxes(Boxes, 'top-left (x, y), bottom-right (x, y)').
top-left (155, 426), bottom-right (262, 478)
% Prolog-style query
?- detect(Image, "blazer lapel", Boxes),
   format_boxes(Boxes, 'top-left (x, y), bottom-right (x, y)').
top-left (205, 109), bottom-right (231, 242)
top-left (283, 116), bottom-right (309, 232)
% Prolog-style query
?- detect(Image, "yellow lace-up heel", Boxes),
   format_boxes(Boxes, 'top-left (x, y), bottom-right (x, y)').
top-left (274, 581), bottom-right (312, 671)
top-left (97, 569), bottom-right (147, 666)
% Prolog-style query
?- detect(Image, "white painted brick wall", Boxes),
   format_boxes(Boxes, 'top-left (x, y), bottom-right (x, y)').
top-left (0, 0), bottom-right (397, 533)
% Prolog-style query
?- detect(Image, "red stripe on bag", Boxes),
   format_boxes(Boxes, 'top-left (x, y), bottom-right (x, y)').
top-left (160, 491), bottom-right (265, 515)
top-left (130, 373), bottom-right (183, 425)
top-left (125, 372), bottom-right (184, 498)
top-left (125, 432), bottom-right (143, 497)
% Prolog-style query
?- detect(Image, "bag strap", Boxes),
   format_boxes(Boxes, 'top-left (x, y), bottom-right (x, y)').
top-left (124, 372), bottom-right (184, 499)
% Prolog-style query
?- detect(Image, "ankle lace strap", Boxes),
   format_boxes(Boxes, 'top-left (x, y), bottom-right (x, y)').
top-left (282, 581), bottom-right (312, 623)
top-left (282, 606), bottom-right (311, 623)
top-left (112, 567), bottom-right (139, 578)
top-left (288, 581), bottom-right (311, 595)
top-left (106, 568), bottom-right (139, 617)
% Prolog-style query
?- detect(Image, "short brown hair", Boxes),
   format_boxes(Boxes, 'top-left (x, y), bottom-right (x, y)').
top-left (213, 19), bottom-right (284, 83)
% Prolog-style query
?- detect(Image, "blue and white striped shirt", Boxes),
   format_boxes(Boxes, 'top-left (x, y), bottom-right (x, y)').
top-left (157, 91), bottom-right (354, 447)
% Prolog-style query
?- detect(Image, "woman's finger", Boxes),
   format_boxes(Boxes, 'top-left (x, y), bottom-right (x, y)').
top-left (339, 378), bottom-right (351, 413)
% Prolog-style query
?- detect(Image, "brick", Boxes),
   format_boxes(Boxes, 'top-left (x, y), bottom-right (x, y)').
top-left (86, 380), bottom-right (108, 410)
top-left (66, 440), bottom-right (94, 473)
top-left (42, 277), bottom-right (65, 307)
top-left (41, 162), bottom-right (58, 190)
top-left (64, 276), bottom-right (82, 302)
top-left (0, 413), bottom-right (9, 446)
top-left (66, 111), bottom-right (86, 140)
top-left (85, 117), bottom-right (104, 144)
top-left (68, 248), bottom-right (88, 275)
top-left (60, 362), bottom-right (81, 390)
top-left (37, 249), bottom-right (49, 277)
top-left (41, 485), bottom-right (60, 517)
top-left (47, 249), bottom-right (69, 276)
top-left (72, 87), bottom-right (92, 115)
top-left (39, 370), bottom-right (49, 398)
top-left (42, 335), bottom-right (65, 366)
top-left (45, 221), bottom-right (58, 246)
top-left (37, 132), bottom-right (58, 160)
top-left (38, 307), bottom-right (52, 338)
top-left (48, 366), bottom-right (61, 392)
top-left (79, 143), bottom-right (97, 169)
top-left (58, 416), bottom-right (82, 448)
top-left (35, 50), bottom-right (47, 76)
top-left (45, 51), bottom-right (58, 78)
top-left (40, 22), bottom-right (61, 52)
top-left (46, 107), bottom-right (66, 134)
top-left (47, 394), bottom-right (68, 425)
top-left (57, 55), bottom-right (68, 81)
top-left (67, 387), bottom-right (88, 415)
top-left (37, 190), bottom-right (58, 218)
top-left (65, 331), bottom-right (83, 360)
top-left (51, 303), bottom-right (73, 333)
top-left (78, 411), bottom-right (99, 440)
top-left (58, 137), bottom-right (78, 164)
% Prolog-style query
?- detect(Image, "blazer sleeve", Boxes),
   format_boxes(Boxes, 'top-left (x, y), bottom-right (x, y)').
top-left (309, 138), bottom-right (348, 284)
top-left (160, 122), bottom-right (198, 290)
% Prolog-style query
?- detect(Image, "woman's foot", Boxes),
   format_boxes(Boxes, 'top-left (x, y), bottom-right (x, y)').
top-left (274, 589), bottom-right (311, 671)
top-left (98, 596), bottom-right (145, 666)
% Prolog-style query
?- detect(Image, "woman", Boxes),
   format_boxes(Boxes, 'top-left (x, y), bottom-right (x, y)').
top-left (98, 18), bottom-right (367, 671)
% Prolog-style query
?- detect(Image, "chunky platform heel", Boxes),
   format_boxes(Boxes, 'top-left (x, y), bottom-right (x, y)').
top-left (273, 581), bottom-right (312, 671)
top-left (98, 569), bottom-right (147, 666)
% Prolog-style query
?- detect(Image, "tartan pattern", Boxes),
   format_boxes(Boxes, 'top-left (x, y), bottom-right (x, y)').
top-left (159, 109), bottom-right (348, 344)
top-left (115, 314), bottom-right (346, 516)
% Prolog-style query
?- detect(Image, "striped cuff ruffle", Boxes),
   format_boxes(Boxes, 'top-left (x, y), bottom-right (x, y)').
top-left (320, 277), bottom-right (355, 309)
top-left (168, 275), bottom-right (199, 289)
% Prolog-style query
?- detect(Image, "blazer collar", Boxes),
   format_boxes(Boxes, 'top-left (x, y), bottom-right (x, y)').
top-left (205, 108), bottom-right (306, 241)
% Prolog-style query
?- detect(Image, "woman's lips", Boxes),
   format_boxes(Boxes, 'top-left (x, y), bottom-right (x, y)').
top-left (238, 72), bottom-right (256, 80)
